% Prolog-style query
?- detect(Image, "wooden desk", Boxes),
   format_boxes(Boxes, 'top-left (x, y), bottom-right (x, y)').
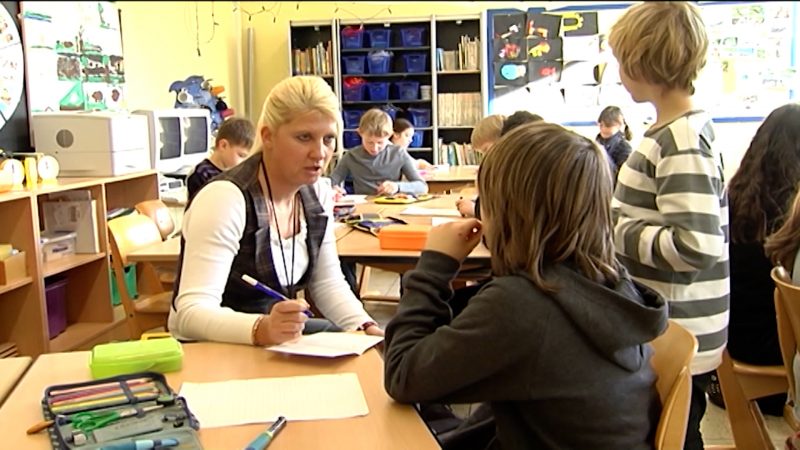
top-left (421, 165), bottom-right (478, 194)
top-left (0, 343), bottom-right (439, 449)
top-left (0, 356), bottom-right (32, 406)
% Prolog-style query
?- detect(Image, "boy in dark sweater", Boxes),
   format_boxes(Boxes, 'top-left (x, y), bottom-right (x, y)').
top-left (186, 117), bottom-right (255, 202)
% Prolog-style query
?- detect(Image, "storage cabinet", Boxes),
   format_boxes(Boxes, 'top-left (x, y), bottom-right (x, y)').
top-left (0, 171), bottom-right (159, 357)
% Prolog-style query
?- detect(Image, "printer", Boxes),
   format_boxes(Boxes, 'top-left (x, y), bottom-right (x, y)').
top-left (31, 112), bottom-right (151, 177)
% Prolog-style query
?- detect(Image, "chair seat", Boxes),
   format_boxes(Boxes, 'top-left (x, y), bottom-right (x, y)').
top-left (133, 291), bottom-right (172, 314)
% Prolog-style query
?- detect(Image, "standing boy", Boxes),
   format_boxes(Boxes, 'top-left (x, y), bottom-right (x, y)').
top-left (186, 117), bottom-right (255, 202)
top-left (330, 109), bottom-right (427, 196)
top-left (609, 3), bottom-right (729, 449)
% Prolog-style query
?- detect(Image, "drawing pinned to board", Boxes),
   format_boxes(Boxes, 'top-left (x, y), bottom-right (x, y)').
top-left (561, 11), bottom-right (599, 36)
top-left (527, 60), bottom-right (562, 83)
top-left (0, 2), bottom-right (24, 129)
top-left (527, 37), bottom-right (562, 60)
top-left (494, 61), bottom-right (528, 87)
top-left (526, 13), bottom-right (561, 39)
top-left (21, 1), bottom-right (125, 113)
top-left (493, 13), bottom-right (526, 62)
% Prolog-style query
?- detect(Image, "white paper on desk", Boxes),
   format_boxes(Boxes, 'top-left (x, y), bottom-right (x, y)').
top-left (267, 332), bottom-right (384, 358)
top-left (432, 217), bottom-right (459, 226)
top-left (401, 206), bottom-right (462, 217)
top-left (179, 372), bottom-right (369, 428)
top-left (335, 195), bottom-right (368, 206)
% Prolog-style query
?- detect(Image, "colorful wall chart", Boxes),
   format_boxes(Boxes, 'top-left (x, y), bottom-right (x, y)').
top-left (0, 2), bottom-right (26, 140)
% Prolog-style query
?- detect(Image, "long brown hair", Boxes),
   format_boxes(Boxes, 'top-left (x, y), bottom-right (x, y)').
top-left (727, 103), bottom-right (800, 243)
top-left (478, 121), bottom-right (620, 292)
top-left (765, 185), bottom-right (800, 270)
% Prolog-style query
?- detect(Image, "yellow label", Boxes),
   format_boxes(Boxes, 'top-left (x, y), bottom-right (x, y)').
top-left (24, 157), bottom-right (38, 188)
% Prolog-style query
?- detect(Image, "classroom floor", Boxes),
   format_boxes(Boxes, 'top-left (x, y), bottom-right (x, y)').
top-left (360, 267), bottom-right (796, 448)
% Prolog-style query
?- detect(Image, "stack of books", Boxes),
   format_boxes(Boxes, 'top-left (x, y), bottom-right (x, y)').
top-left (293, 41), bottom-right (333, 76)
top-left (435, 35), bottom-right (481, 71)
top-left (437, 92), bottom-right (482, 126)
top-left (437, 141), bottom-right (482, 167)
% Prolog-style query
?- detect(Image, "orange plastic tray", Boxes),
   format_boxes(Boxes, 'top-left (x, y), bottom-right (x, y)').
top-left (378, 224), bottom-right (431, 251)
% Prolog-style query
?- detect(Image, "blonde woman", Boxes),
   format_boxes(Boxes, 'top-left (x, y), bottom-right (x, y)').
top-left (385, 122), bottom-right (667, 449)
top-left (169, 76), bottom-right (383, 346)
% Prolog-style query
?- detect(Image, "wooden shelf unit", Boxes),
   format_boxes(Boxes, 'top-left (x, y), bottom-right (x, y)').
top-left (0, 170), bottom-right (159, 357)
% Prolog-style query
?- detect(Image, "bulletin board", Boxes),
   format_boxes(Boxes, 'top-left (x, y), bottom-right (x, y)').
top-left (0, 1), bottom-right (31, 152)
top-left (486, 1), bottom-right (798, 126)
top-left (19, 1), bottom-right (126, 113)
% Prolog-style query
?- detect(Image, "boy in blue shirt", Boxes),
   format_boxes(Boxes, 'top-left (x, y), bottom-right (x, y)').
top-left (186, 117), bottom-right (255, 202)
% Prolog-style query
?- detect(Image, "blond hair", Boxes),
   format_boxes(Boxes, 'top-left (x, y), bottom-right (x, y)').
top-left (254, 76), bottom-right (342, 150)
top-left (470, 114), bottom-right (505, 150)
top-left (358, 108), bottom-right (392, 137)
top-left (609, 2), bottom-right (708, 93)
top-left (478, 122), bottom-right (620, 292)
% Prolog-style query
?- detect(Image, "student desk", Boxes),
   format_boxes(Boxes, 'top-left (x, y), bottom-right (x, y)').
top-left (420, 165), bottom-right (478, 194)
top-left (0, 343), bottom-right (439, 449)
top-left (0, 356), bottom-right (32, 407)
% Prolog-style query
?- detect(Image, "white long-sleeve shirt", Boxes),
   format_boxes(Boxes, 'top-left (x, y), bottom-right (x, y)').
top-left (168, 179), bottom-right (374, 344)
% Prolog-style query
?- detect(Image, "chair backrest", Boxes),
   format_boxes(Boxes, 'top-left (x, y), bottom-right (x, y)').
top-left (134, 199), bottom-right (175, 241)
top-left (650, 320), bottom-right (698, 450)
top-left (108, 213), bottom-right (164, 267)
top-left (772, 266), bottom-right (800, 410)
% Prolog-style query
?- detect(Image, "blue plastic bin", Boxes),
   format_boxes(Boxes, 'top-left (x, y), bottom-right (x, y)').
top-left (343, 109), bottom-right (364, 129)
top-left (367, 51), bottom-right (392, 74)
top-left (342, 55), bottom-right (366, 75)
top-left (400, 27), bottom-right (425, 47)
top-left (366, 82), bottom-right (390, 101)
top-left (410, 130), bottom-right (424, 148)
top-left (343, 131), bottom-right (361, 149)
top-left (366, 29), bottom-right (392, 48)
top-left (407, 107), bottom-right (431, 127)
top-left (394, 81), bottom-right (420, 100)
top-left (382, 105), bottom-right (401, 120)
top-left (403, 53), bottom-right (427, 73)
top-left (342, 84), bottom-right (365, 102)
top-left (341, 26), bottom-right (364, 49)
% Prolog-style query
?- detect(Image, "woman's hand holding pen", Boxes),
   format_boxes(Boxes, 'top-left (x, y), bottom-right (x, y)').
top-left (255, 300), bottom-right (310, 344)
top-left (425, 219), bottom-right (483, 262)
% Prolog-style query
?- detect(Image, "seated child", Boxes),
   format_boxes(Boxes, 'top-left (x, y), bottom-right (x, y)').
top-left (330, 109), bottom-right (428, 196)
top-left (595, 105), bottom-right (633, 183)
top-left (384, 121), bottom-right (667, 449)
top-left (391, 118), bottom-right (433, 171)
top-left (186, 117), bottom-right (255, 202)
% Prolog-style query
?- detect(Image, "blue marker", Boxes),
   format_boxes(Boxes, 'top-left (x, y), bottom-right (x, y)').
top-left (245, 416), bottom-right (287, 450)
top-left (99, 438), bottom-right (179, 450)
top-left (241, 274), bottom-right (314, 318)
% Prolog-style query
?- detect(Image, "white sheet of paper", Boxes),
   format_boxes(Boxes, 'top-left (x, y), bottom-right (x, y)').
top-left (179, 373), bottom-right (369, 428)
top-left (400, 206), bottom-right (462, 217)
top-left (431, 217), bottom-right (459, 226)
top-left (267, 332), bottom-right (384, 358)
top-left (335, 195), bottom-right (368, 206)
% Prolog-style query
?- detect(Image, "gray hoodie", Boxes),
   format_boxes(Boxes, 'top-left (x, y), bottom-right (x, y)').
top-left (329, 144), bottom-right (428, 195)
top-left (385, 251), bottom-right (668, 450)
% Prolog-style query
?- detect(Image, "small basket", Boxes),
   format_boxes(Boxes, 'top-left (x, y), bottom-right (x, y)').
top-left (395, 81), bottom-right (420, 100)
top-left (400, 27), bottom-right (425, 47)
top-left (366, 29), bottom-right (392, 48)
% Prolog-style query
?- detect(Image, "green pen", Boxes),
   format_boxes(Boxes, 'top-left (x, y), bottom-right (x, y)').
top-left (244, 416), bottom-right (287, 450)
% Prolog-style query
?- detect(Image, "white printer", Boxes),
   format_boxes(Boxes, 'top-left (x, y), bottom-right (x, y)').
top-left (31, 112), bottom-right (151, 177)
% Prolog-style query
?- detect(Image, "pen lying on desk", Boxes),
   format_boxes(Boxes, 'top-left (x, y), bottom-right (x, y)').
top-left (245, 416), bottom-right (287, 450)
top-left (241, 274), bottom-right (314, 318)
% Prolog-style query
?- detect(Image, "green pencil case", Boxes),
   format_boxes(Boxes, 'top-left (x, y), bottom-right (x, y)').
top-left (89, 334), bottom-right (184, 379)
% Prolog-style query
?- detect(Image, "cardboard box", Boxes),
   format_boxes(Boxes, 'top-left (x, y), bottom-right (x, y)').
top-left (378, 224), bottom-right (431, 251)
top-left (0, 251), bottom-right (27, 284)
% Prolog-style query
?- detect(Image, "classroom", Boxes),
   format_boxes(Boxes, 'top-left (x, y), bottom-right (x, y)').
top-left (0, 1), bottom-right (798, 449)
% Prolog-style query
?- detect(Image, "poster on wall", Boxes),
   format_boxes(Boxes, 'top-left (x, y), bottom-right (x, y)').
top-left (0, 1), bottom-right (30, 152)
top-left (20, 1), bottom-right (125, 113)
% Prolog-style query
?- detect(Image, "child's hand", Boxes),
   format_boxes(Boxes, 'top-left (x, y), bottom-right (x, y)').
top-left (417, 159), bottom-right (434, 170)
top-left (425, 219), bottom-right (482, 262)
top-left (455, 197), bottom-right (476, 217)
top-left (377, 181), bottom-right (399, 196)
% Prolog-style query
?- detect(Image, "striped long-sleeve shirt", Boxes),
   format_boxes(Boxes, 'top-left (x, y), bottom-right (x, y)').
top-left (612, 110), bottom-right (729, 375)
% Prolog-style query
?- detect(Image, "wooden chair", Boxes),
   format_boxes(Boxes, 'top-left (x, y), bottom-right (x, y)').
top-left (714, 266), bottom-right (798, 450)
top-left (650, 320), bottom-right (698, 450)
top-left (108, 213), bottom-right (172, 340)
top-left (134, 199), bottom-right (177, 290)
top-left (773, 266), bottom-right (800, 430)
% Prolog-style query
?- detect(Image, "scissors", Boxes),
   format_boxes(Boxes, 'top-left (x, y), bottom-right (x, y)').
top-left (71, 407), bottom-right (138, 432)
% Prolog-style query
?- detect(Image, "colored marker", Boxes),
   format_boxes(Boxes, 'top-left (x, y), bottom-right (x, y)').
top-left (99, 438), bottom-right (179, 450)
top-left (245, 416), bottom-right (287, 450)
top-left (241, 274), bottom-right (313, 318)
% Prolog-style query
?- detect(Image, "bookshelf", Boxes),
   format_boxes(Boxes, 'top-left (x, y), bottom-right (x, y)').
top-left (288, 20), bottom-right (338, 94)
top-left (0, 171), bottom-right (158, 357)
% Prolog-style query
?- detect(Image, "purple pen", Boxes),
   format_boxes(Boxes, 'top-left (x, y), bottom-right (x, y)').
top-left (241, 274), bottom-right (314, 318)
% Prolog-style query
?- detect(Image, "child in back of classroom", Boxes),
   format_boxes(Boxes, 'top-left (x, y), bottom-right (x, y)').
top-left (329, 109), bottom-right (428, 196)
top-left (384, 121), bottom-right (667, 449)
top-left (608, 3), bottom-right (728, 449)
top-left (186, 117), bottom-right (255, 202)
top-left (596, 105), bottom-right (633, 182)
top-left (391, 117), bottom-right (433, 171)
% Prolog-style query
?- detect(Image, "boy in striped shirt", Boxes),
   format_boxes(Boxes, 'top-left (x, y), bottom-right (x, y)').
top-left (608, 3), bottom-right (729, 449)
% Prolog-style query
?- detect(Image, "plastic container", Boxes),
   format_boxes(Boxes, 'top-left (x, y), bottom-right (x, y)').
top-left (420, 85), bottom-right (432, 100)
top-left (367, 82), bottom-right (390, 101)
top-left (400, 27), bottom-right (425, 47)
top-left (395, 81), bottom-right (420, 100)
top-left (379, 224), bottom-right (431, 250)
top-left (343, 131), bottom-right (361, 149)
top-left (407, 107), bottom-right (431, 128)
top-left (45, 277), bottom-right (68, 339)
top-left (341, 26), bottom-right (364, 49)
top-left (89, 334), bottom-right (184, 379)
top-left (381, 105), bottom-right (402, 120)
top-left (109, 263), bottom-right (138, 307)
top-left (343, 109), bottom-right (364, 129)
top-left (410, 130), bottom-right (424, 148)
top-left (403, 53), bottom-right (428, 73)
top-left (366, 28), bottom-right (392, 48)
top-left (342, 84), bottom-right (365, 102)
top-left (367, 51), bottom-right (392, 74)
top-left (342, 55), bottom-right (366, 75)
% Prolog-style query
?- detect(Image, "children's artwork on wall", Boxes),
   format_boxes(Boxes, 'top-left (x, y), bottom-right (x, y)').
top-left (560, 61), bottom-right (599, 85)
top-left (526, 37), bottom-right (562, 60)
top-left (528, 60), bottom-right (562, 83)
top-left (564, 85), bottom-right (599, 109)
top-left (526, 13), bottom-right (561, 39)
top-left (20, 1), bottom-right (125, 113)
top-left (561, 11), bottom-right (599, 37)
top-left (492, 13), bottom-right (526, 62)
top-left (0, 1), bottom-right (25, 136)
top-left (561, 35), bottom-right (600, 62)
top-left (493, 61), bottom-right (528, 87)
